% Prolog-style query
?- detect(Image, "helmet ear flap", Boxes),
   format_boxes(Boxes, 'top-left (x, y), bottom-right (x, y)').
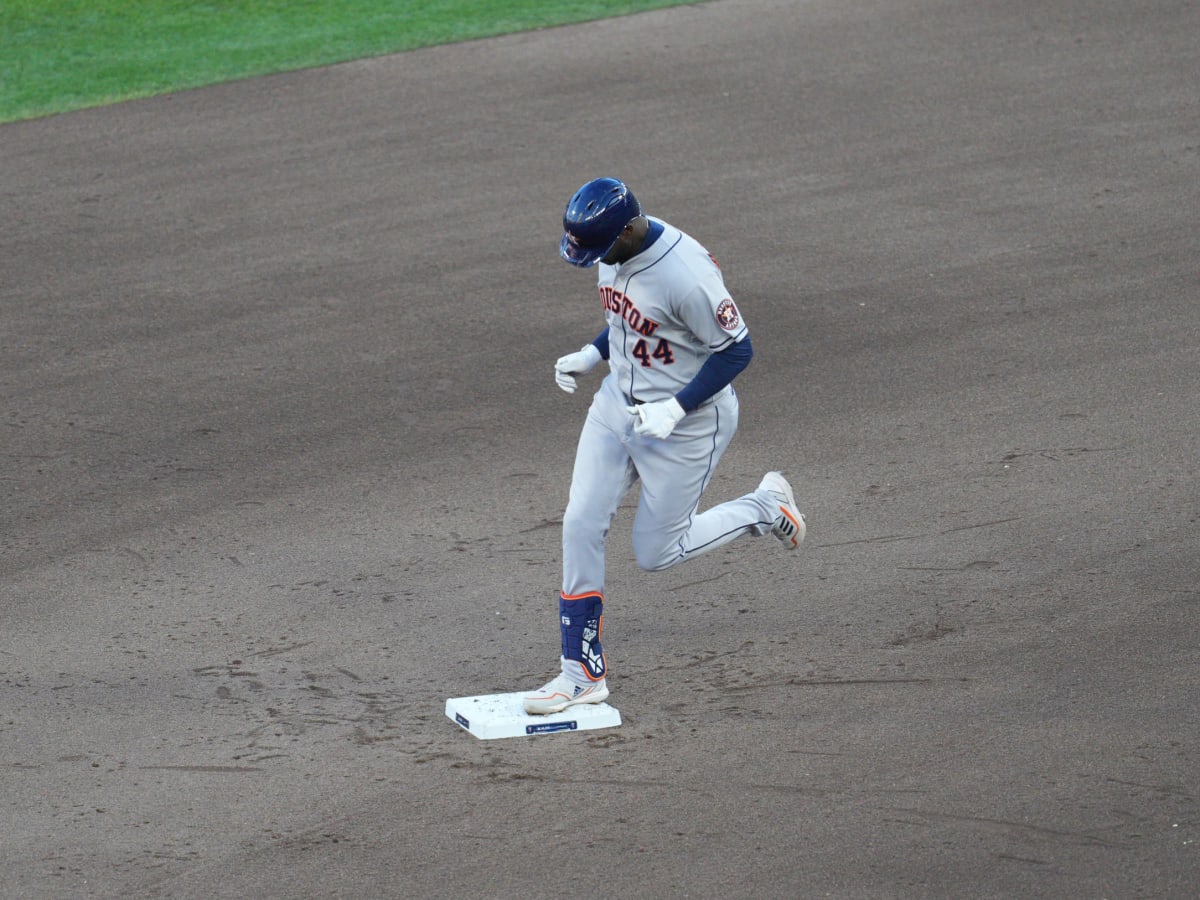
top-left (560, 178), bottom-right (641, 267)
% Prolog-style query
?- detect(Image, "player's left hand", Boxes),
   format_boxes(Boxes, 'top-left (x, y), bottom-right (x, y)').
top-left (628, 398), bottom-right (686, 439)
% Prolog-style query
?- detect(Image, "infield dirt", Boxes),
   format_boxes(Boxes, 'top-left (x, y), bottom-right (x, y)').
top-left (2, 1), bottom-right (1198, 896)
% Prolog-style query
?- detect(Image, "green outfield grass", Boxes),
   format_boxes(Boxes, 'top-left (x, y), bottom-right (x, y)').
top-left (0, 0), bottom-right (693, 123)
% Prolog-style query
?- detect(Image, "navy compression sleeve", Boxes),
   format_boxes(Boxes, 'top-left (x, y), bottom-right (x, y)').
top-left (675, 337), bottom-right (754, 411)
top-left (591, 328), bottom-right (611, 360)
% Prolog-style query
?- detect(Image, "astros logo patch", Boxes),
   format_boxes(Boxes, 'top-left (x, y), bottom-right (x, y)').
top-left (716, 298), bottom-right (740, 331)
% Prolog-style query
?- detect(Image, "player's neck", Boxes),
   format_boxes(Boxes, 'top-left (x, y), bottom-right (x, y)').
top-left (638, 219), bottom-right (665, 254)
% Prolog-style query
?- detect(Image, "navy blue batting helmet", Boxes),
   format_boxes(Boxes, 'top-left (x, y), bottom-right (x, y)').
top-left (560, 177), bottom-right (642, 267)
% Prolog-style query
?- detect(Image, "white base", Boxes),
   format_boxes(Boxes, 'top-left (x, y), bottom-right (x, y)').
top-left (445, 691), bottom-right (621, 740)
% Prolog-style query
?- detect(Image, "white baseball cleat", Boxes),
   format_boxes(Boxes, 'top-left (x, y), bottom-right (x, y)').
top-left (759, 471), bottom-right (806, 549)
top-left (522, 673), bottom-right (610, 715)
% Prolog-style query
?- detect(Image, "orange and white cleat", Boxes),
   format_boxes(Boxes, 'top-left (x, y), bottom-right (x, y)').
top-left (759, 471), bottom-right (806, 549)
top-left (522, 673), bottom-right (609, 715)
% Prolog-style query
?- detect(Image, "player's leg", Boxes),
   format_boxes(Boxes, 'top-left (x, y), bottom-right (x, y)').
top-left (561, 396), bottom-right (639, 598)
top-left (630, 391), bottom-right (796, 570)
top-left (524, 384), bottom-right (636, 714)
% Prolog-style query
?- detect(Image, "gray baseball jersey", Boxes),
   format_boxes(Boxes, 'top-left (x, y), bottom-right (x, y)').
top-left (596, 217), bottom-right (748, 405)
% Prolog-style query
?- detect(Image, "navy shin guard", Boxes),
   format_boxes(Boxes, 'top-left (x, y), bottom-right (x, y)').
top-left (560, 592), bottom-right (606, 681)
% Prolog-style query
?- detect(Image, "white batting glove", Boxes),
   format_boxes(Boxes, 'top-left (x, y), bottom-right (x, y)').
top-left (554, 343), bottom-right (603, 394)
top-left (628, 398), bottom-right (686, 439)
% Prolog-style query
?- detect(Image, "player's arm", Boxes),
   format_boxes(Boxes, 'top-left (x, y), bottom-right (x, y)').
top-left (590, 327), bottom-right (610, 360)
top-left (629, 337), bottom-right (752, 438)
top-left (675, 336), bottom-right (753, 411)
top-left (554, 328), bottom-right (610, 394)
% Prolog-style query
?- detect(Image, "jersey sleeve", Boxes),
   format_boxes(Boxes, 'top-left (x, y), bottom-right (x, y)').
top-left (677, 262), bottom-right (749, 352)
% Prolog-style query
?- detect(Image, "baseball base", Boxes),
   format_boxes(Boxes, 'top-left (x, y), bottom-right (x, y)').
top-left (445, 691), bottom-right (621, 740)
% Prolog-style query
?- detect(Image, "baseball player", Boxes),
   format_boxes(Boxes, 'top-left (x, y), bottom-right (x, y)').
top-left (522, 177), bottom-right (806, 715)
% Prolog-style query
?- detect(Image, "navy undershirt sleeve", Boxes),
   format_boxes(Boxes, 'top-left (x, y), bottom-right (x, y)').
top-left (592, 327), bottom-right (611, 360)
top-left (676, 336), bottom-right (753, 411)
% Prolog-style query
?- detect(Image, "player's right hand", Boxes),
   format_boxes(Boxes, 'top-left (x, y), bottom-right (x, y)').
top-left (554, 344), bottom-right (602, 394)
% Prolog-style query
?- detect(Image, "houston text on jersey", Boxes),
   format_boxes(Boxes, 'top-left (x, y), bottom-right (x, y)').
top-left (599, 285), bottom-right (660, 337)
